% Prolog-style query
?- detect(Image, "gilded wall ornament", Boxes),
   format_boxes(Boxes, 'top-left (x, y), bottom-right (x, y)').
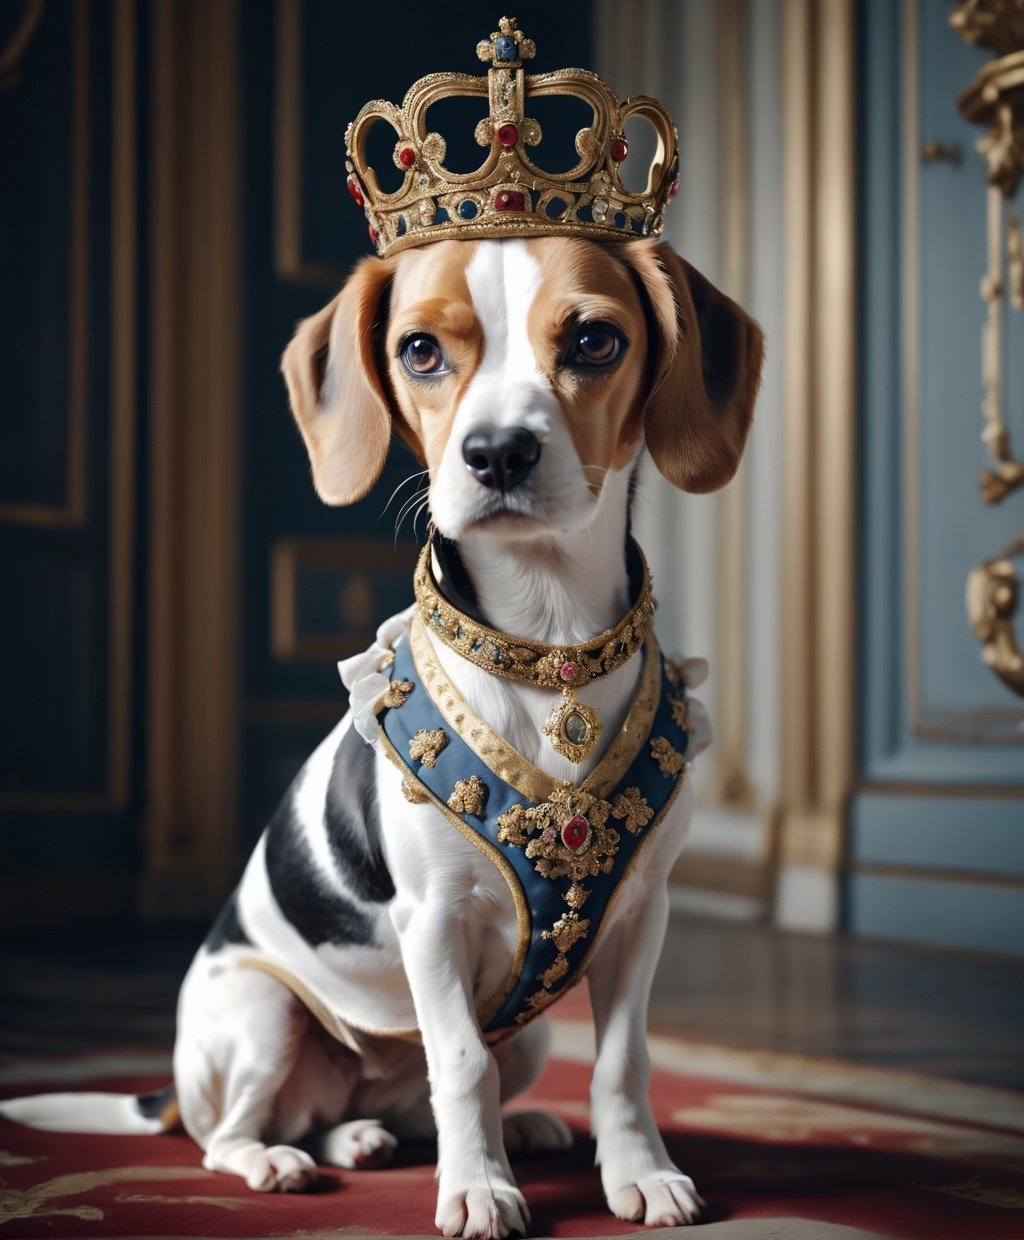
top-left (951, 2), bottom-right (1024, 699)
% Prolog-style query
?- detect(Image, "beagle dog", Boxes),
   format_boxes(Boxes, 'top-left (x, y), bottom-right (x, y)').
top-left (1, 236), bottom-right (762, 1239)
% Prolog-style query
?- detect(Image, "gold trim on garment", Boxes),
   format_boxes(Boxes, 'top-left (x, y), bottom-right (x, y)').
top-left (407, 614), bottom-right (662, 803)
top-left (413, 542), bottom-right (655, 688)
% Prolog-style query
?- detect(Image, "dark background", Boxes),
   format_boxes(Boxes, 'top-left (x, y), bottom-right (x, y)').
top-left (0, 0), bottom-right (594, 930)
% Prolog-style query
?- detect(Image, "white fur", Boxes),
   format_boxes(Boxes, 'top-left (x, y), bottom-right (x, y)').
top-left (0, 238), bottom-right (705, 1238)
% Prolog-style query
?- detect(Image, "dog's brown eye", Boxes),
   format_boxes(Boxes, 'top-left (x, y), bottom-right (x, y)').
top-left (571, 324), bottom-right (623, 368)
top-left (401, 335), bottom-right (446, 376)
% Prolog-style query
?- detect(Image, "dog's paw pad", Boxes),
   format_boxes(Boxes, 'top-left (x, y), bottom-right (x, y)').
top-left (246, 1145), bottom-right (318, 1192)
top-left (502, 1108), bottom-right (573, 1156)
top-left (319, 1118), bottom-right (398, 1170)
top-left (608, 1172), bottom-right (702, 1227)
top-left (436, 1186), bottom-right (530, 1239)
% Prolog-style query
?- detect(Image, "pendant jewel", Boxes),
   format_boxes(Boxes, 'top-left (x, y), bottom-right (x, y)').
top-left (541, 689), bottom-right (602, 763)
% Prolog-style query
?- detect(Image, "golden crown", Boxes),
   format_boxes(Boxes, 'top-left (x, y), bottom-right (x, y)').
top-left (344, 17), bottom-right (680, 258)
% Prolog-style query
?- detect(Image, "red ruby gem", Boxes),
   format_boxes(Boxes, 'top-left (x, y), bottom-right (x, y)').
top-left (562, 815), bottom-right (591, 853)
top-left (494, 189), bottom-right (526, 212)
top-left (610, 136), bottom-right (629, 163)
top-left (347, 178), bottom-right (364, 207)
top-left (668, 175), bottom-right (680, 201)
top-left (559, 661), bottom-right (578, 682)
top-left (399, 147), bottom-right (416, 167)
top-left (368, 224), bottom-right (379, 246)
top-left (498, 123), bottom-right (519, 147)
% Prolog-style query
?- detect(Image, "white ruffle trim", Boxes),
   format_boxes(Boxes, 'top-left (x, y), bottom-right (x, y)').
top-left (673, 656), bottom-right (712, 762)
top-left (338, 604), bottom-right (416, 746)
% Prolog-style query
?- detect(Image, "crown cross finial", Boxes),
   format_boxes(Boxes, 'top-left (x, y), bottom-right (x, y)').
top-left (476, 16), bottom-right (536, 67)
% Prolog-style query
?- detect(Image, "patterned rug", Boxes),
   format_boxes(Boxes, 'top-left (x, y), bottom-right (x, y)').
top-left (2, 1015), bottom-right (1024, 1240)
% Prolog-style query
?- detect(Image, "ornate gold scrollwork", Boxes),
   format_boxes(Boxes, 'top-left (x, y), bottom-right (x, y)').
top-left (0, 0), bottom-right (45, 92)
top-left (967, 536), bottom-right (1024, 697)
top-left (951, 1), bottom-right (1024, 698)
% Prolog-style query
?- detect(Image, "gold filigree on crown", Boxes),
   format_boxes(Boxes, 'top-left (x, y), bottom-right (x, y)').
top-left (344, 16), bottom-right (680, 258)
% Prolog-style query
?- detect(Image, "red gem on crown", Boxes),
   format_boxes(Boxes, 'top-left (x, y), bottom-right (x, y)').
top-left (497, 123), bottom-right (520, 147)
top-left (559, 661), bottom-right (578, 682)
top-left (347, 177), bottom-right (364, 207)
top-left (399, 147), bottom-right (416, 167)
top-left (610, 136), bottom-right (629, 163)
top-left (494, 189), bottom-right (526, 212)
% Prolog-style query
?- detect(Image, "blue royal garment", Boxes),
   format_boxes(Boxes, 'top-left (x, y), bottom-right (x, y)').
top-left (377, 616), bottom-right (691, 1040)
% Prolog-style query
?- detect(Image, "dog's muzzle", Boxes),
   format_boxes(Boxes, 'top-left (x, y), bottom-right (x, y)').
top-left (461, 427), bottom-right (542, 494)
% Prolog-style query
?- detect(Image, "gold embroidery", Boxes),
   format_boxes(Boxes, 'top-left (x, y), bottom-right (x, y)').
top-left (497, 787), bottom-right (621, 882)
top-left (540, 955), bottom-right (570, 988)
top-left (380, 679), bottom-right (415, 708)
top-left (650, 735), bottom-right (685, 777)
top-left (669, 695), bottom-right (689, 730)
top-left (516, 987), bottom-right (559, 1024)
top-left (409, 727), bottom-right (448, 767)
top-left (448, 774), bottom-right (488, 816)
top-left (542, 910), bottom-right (591, 952)
top-left (610, 786), bottom-right (654, 834)
top-left (565, 882), bottom-right (590, 909)
top-left (401, 777), bottom-right (429, 804)
top-left (414, 541), bottom-right (655, 688)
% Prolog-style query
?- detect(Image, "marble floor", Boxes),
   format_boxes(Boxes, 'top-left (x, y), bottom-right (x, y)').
top-left (1, 911), bottom-right (1022, 1091)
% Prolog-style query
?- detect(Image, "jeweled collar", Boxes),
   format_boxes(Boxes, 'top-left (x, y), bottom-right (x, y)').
top-left (414, 538), bottom-right (656, 691)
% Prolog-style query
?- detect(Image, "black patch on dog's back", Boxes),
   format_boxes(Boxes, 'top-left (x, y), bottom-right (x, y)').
top-left (204, 889), bottom-right (251, 953)
top-left (324, 726), bottom-right (395, 904)
top-left (264, 799), bottom-right (376, 947)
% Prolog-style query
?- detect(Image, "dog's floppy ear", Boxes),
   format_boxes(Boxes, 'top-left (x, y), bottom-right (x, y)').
top-left (625, 242), bottom-right (764, 493)
top-left (281, 256), bottom-right (397, 505)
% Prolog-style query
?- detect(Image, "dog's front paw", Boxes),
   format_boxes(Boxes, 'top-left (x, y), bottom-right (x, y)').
top-left (244, 1144), bottom-right (318, 1192)
top-left (436, 1182), bottom-right (530, 1239)
top-left (319, 1118), bottom-right (398, 1169)
top-left (607, 1170), bottom-right (703, 1227)
top-left (502, 1108), bottom-right (573, 1156)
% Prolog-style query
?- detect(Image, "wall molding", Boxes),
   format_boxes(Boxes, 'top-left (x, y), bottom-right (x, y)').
top-left (143, 0), bottom-right (242, 919)
top-left (774, 0), bottom-right (857, 932)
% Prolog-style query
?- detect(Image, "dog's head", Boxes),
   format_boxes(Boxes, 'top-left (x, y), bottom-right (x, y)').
top-left (282, 238), bottom-right (763, 542)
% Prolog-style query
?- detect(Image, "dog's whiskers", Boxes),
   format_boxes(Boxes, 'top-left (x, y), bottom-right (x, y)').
top-left (394, 486), bottom-right (431, 543)
top-left (380, 470), bottom-right (430, 519)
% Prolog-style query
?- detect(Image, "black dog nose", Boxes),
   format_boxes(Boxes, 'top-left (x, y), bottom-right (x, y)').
top-left (461, 427), bottom-right (542, 493)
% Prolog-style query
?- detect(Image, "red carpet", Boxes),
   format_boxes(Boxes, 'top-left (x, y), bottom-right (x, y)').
top-left (2, 1021), bottom-right (1024, 1239)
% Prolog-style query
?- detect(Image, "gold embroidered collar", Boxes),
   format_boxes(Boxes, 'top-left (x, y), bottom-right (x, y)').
top-left (413, 539), bottom-right (656, 764)
top-left (413, 540), bottom-right (655, 690)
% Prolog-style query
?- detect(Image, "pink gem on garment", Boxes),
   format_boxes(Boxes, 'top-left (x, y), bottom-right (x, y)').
top-left (559, 661), bottom-right (578, 682)
top-left (562, 815), bottom-right (590, 852)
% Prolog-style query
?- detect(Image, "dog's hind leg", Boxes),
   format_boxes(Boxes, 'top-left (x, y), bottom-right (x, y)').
top-left (174, 962), bottom-right (319, 1192)
top-left (495, 1015), bottom-right (573, 1156)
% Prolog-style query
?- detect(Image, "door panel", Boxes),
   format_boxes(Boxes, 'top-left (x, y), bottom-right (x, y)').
top-left (0, 0), bottom-right (147, 922)
top-left (852, 0), bottom-right (1024, 955)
